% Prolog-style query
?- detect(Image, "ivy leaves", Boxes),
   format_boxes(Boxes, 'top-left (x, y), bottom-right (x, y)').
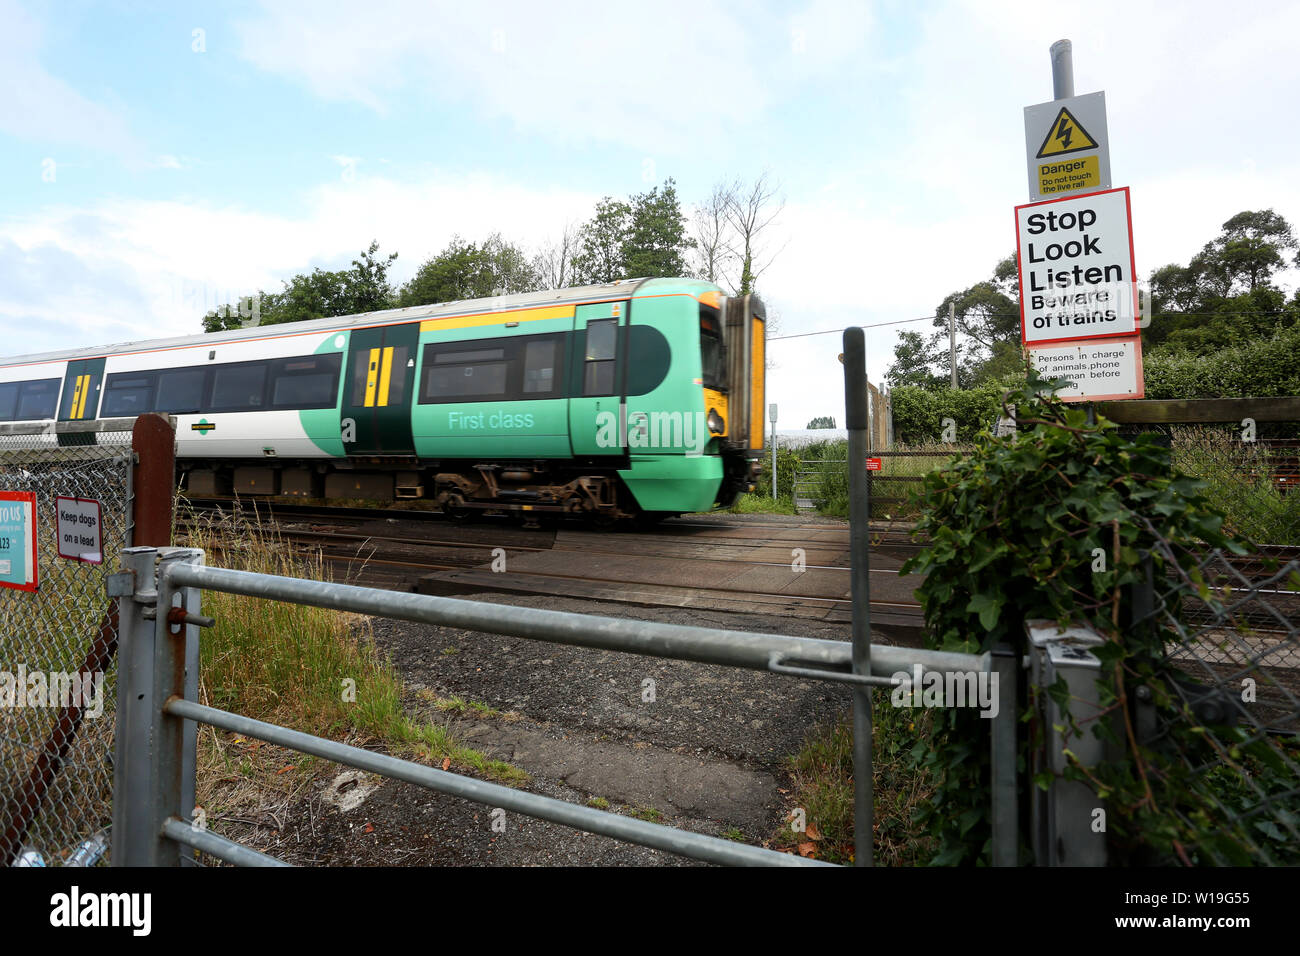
top-left (903, 369), bottom-right (1256, 865)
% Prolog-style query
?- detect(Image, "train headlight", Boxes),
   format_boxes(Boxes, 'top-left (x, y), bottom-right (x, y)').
top-left (707, 408), bottom-right (725, 434)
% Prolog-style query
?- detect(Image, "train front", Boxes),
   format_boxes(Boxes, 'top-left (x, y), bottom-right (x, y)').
top-left (702, 290), bottom-right (766, 506)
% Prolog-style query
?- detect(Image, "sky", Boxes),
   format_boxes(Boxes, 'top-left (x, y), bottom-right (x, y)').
top-left (3, 0), bottom-right (1300, 429)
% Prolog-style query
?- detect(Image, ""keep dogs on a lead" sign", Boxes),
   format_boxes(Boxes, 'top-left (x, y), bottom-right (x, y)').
top-left (1015, 186), bottom-right (1137, 347)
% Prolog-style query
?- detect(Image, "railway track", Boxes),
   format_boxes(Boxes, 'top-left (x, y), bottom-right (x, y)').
top-left (179, 497), bottom-right (927, 636)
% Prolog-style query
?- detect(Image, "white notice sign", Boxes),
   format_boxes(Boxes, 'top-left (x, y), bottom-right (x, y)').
top-left (1026, 337), bottom-right (1145, 403)
top-left (1016, 186), bottom-right (1137, 346)
top-left (55, 496), bottom-right (103, 564)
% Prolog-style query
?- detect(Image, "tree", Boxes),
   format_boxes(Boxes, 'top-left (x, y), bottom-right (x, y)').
top-left (899, 253), bottom-right (1020, 387)
top-left (1198, 209), bottom-right (1297, 295)
top-left (532, 222), bottom-right (580, 290)
top-left (622, 179), bottom-right (695, 279)
top-left (202, 240), bottom-right (397, 332)
top-left (723, 172), bottom-right (784, 296)
top-left (571, 179), bottom-right (696, 285)
top-left (1144, 210), bottom-right (1300, 355)
top-left (571, 197), bottom-right (632, 284)
top-left (398, 233), bottom-right (539, 307)
top-left (806, 416), bottom-right (836, 429)
top-left (885, 330), bottom-right (947, 390)
top-left (691, 183), bottom-right (735, 285)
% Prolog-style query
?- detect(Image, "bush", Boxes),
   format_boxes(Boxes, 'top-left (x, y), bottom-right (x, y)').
top-left (901, 370), bottom-right (1274, 865)
top-left (1143, 325), bottom-right (1300, 400)
top-left (890, 380), bottom-right (1017, 444)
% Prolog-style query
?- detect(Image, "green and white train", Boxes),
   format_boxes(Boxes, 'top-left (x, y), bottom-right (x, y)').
top-left (0, 278), bottom-right (768, 521)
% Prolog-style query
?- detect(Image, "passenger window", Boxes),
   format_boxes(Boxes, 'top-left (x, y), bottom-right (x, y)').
top-left (0, 382), bottom-right (18, 421)
top-left (156, 369), bottom-right (205, 413)
top-left (423, 361), bottom-right (509, 400)
top-left (16, 379), bottom-right (60, 420)
top-left (523, 339), bottom-right (556, 394)
top-left (101, 376), bottom-right (154, 417)
top-left (210, 364), bottom-right (268, 411)
top-left (271, 354), bottom-right (341, 409)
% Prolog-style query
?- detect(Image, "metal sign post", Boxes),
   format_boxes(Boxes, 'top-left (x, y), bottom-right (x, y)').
top-left (769, 403), bottom-right (778, 499)
top-left (842, 328), bottom-right (873, 867)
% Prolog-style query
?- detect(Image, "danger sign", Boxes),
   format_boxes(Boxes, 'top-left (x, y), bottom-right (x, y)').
top-left (56, 496), bottom-right (103, 564)
top-left (1024, 91), bottom-right (1111, 200)
top-left (866, 458), bottom-right (882, 471)
top-left (1016, 187), bottom-right (1138, 347)
top-left (1035, 107), bottom-right (1098, 158)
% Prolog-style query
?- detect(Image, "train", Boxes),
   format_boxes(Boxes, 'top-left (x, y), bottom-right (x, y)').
top-left (0, 277), bottom-right (767, 522)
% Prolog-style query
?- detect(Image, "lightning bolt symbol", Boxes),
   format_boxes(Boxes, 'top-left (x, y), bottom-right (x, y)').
top-left (1055, 116), bottom-right (1073, 150)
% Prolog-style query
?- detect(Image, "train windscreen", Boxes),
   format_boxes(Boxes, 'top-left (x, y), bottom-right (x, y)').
top-left (700, 305), bottom-right (725, 390)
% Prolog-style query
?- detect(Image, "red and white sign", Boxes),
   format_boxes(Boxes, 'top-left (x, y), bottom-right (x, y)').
top-left (866, 458), bottom-right (882, 471)
top-left (1026, 336), bottom-right (1145, 402)
top-left (1016, 187), bottom-right (1138, 347)
top-left (56, 496), bottom-right (103, 564)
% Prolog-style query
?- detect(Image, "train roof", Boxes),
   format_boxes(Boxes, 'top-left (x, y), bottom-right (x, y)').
top-left (2, 276), bottom-right (719, 368)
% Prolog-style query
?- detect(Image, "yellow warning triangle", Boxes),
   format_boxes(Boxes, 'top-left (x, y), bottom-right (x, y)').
top-left (1036, 107), bottom-right (1098, 158)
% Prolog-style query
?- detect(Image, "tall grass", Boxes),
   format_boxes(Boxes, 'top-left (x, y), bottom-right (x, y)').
top-left (1169, 427), bottom-right (1300, 546)
top-left (774, 698), bottom-right (936, 865)
top-left (792, 440), bottom-right (968, 520)
top-left (178, 504), bottom-right (526, 784)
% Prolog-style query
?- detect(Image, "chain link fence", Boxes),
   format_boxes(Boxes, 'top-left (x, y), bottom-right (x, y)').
top-left (0, 431), bottom-right (133, 867)
top-left (1133, 514), bottom-right (1300, 865)
top-left (1163, 427), bottom-right (1300, 547)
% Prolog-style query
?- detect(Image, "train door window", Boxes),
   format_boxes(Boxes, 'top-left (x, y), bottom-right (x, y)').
top-left (349, 347), bottom-right (409, 407)
top-left (209, 363), bottom-right (268, 411)
top-left (583, 319), bottom-right (617, 396)
top-left (383, 347), bottom-right (410, 406)
top-left (101, 374), bottom-right (155, 417)
top-left (271, 354), bottom-right (342, 409)
top-left (155, 368), bottom-right (206, 413)
top-left (0, 382), bottom-right (18, 421)
top-left (523, 338), bottom-right (558, 395)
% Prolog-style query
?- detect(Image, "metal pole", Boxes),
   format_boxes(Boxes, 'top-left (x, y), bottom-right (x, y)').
top-left (990, 643), bottom-right (1019, 865)
top-left (769, 405), bottom-right (778, 499)
top-left (1050, 39), bottom-right (1074, 100)
top-left (948, 301), bottom-right (958, 389)
top-left (842, 327), bottom-right (872, 867)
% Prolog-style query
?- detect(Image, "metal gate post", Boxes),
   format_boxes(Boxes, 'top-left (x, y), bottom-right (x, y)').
top-left (154, 548), bottom-right (206, 864)
top-left (111, 546), bottom-right (162, 866)
top-left (989, 643), bottom-right (1019, 865)
top-left (843, 327), bottom-right (873, 867)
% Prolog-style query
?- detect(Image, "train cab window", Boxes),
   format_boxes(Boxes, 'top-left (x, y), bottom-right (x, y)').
top-left (101, 375), bottom-right (155, 417)
top-left (209, 363), bottom-right (268, 411)
top-left (583, 319), bottom-right (617, 396)
top-left (700, 305), bottom-right (726, 391)
top-left (155, 369), bottom-right (205, 413)
top-left (271, 354), bottom-right (341, 409)
top-left (0, 382), bottom-right (18, 420)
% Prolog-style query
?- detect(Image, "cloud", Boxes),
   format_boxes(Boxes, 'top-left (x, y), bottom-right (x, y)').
top-left (233, 0), bottom-right (871, 149)
top-left (0, 0), bottom-right (140, 157)
top-left (0, 169), bottom-right (601, 360)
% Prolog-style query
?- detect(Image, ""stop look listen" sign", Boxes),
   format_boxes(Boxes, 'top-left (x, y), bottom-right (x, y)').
top-left (1015, 186), bottom-right (1137, 347)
